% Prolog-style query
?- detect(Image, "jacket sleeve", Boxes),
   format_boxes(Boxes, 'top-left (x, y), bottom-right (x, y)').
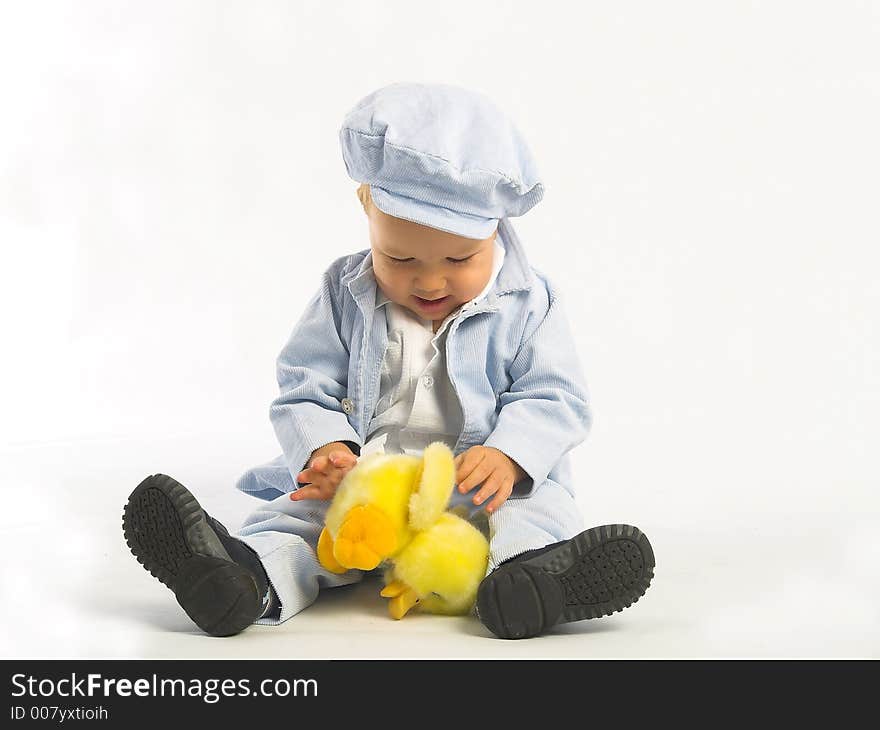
top-left (269, 258), bottom-right (363, 486)
top-left (483, 283), bottom-right (592, 496)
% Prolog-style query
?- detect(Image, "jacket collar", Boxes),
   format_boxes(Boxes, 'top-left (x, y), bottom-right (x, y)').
top-left (343, 218), bottom-right (533, 313)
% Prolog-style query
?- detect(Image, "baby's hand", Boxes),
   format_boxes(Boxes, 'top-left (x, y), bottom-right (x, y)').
top-left (291, 448), bottom-right (358, 501)
top-left (454, 446), bottom-right (527, 514)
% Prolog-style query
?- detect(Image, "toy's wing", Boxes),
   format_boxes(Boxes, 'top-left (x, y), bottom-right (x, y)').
top-left (408, 441), bottom-right (455, 531)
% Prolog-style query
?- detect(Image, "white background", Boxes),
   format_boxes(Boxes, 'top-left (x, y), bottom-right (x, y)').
top-left (1, 1), bottom-right (877, 658)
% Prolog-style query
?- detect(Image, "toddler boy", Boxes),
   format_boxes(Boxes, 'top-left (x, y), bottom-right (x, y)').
top-left (123, 82), bottom-right (655, 639)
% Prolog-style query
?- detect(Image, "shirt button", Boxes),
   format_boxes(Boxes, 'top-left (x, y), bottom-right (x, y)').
top-left (341, 398), bottom-right (354, 414)
top-left (422, 375), bottom-right (434, 389)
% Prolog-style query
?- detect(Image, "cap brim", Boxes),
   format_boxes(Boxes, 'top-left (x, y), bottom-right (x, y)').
top-left (370, 185), bottom-right (499, 240)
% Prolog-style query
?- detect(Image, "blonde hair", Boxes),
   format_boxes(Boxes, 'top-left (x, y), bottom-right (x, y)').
top-left (356, 183), bottom-right (372, 214)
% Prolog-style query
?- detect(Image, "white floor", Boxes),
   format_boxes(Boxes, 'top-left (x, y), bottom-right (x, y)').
top-left (2, 434), bottom-right (877, 660)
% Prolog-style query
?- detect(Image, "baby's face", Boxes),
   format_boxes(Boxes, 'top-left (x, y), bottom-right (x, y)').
top-left (367, 201), bottom-right (497, 324)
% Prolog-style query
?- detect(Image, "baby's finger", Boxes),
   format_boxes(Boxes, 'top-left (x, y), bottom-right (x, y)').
top-left (290, 484), bottom-right (325, 501)
top-left (454, 448), bottom-right (484, 484)
top-left (329, 450), bottom-right (357, 467)
top-left (456, 471), bottom-right (474, 493)
top-left (472, 476), bottom-right (502, 506)
top-left (485, 483), bottom-right (513, 513)
top-left (458, 459), bottom-right (493, 494)
top-left (296, 466), bottom-right (318, 484)
top-left (298, 455), bottom-right (334, 483)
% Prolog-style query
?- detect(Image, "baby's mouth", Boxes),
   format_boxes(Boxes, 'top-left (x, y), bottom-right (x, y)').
top-left (413, 295), bottom-right (450, 309)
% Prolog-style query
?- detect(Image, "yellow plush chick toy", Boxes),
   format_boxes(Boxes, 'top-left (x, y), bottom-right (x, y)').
top-left (316, 441), bottom-right (489, 619)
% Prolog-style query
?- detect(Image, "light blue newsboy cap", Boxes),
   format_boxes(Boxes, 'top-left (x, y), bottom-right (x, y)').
top-left (339, 82), bottom-right (544, 240)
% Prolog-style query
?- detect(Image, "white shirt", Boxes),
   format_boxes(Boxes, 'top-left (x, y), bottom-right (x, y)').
top-left (361, 233), bottom-right (507, 458)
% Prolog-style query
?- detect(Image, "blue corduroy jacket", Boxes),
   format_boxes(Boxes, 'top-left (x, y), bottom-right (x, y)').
top-left (244, 218), bottom-right (592, 502)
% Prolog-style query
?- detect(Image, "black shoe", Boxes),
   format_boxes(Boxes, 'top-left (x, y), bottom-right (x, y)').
top-left (476, 524), bottom-right (655, 639)
top-left (122, 473), bottom-right (270, 637)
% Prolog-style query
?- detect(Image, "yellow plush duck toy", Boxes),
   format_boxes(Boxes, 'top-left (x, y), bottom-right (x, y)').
top-left (316, 441), bottom-right (489, 619)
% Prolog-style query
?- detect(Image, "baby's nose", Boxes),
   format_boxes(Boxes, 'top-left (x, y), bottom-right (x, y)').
top-left (414, 276), bottom-right (447, 295)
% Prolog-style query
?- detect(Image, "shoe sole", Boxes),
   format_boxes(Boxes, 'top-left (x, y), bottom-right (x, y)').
top-left (122, 474), bottom-right (260, 637)
top-left (477, 524), bottom-right (655, 639)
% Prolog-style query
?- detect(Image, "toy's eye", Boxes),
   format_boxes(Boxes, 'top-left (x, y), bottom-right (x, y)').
top-left (431, 592), bottom-right (442, 599)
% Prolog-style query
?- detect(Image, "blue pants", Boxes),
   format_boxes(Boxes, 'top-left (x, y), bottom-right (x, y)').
top-left (233, 456), bottom-right (584, 625)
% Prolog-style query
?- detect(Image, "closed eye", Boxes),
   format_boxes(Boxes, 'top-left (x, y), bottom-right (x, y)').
top-left (388, 256), bottom-right (473, 265)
